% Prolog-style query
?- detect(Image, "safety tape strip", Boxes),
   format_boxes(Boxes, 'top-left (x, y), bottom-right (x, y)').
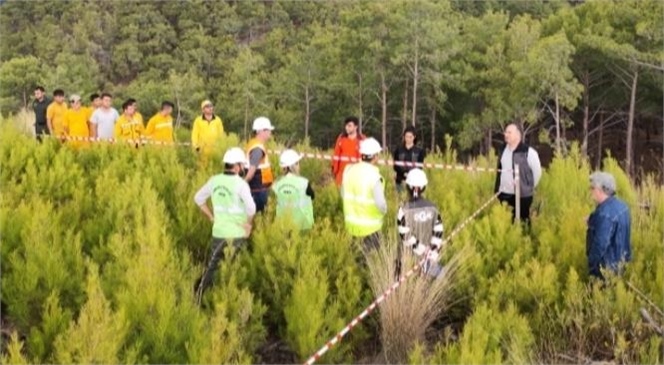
top-left (303, 192), bottom-right (500, 365)
top-left (43, 135), bottom-right (505, 172)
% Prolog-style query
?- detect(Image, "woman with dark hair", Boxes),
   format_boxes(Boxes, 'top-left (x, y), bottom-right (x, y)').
top-left (392, 125), bottom-right (426, 192)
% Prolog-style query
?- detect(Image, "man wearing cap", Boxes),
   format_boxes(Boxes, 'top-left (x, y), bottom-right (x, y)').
top-left (586, 171), bottom-right (631, 279)
top-left (332, 116), bottom-right (365, 187)
top-left (46, 89), bottom-right (68, 137)
top-left (193, 147), bottom-right (256, 302)
top-left (494, 123), bottom-right (542, 224)
top-left (192, 100), bottom-right (225, 155)
top-left (341, 137), bottom-right (387, 253)
top-left (245, 117), bottom-right (275, 213)
top-left (62, 94), bottom-right (91, 148)
top-left (272, 149), bottom-right (315, 230)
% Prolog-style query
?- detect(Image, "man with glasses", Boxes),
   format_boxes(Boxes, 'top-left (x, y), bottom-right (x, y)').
top-left (586, 172), bottom-right (631, 280)
top-left (191, 100), bottom-right (225, 155)
top-left (62, 94), bottom-right (91, 148)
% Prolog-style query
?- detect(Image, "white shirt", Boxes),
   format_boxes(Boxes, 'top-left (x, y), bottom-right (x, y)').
top-left (499, 146), bottom-right (542, 194)
top-left (91, 107), bottom-right (119, 140)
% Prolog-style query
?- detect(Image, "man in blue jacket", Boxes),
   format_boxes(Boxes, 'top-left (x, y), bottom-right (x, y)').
top-left (586, 172), bottom-right (631, 279)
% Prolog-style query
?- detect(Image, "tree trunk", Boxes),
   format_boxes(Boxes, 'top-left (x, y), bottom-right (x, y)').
top-left (411, 39), bottom-right (419, 127)
top-left (402, 78), bottom-right (409, 130)
top-left (243, 94), bottom-right (249, 140)
top-left (626, 68), bottom-right (638, 177)
top-left (305, 85), bottom-right (310, 140)
top-left (581, 71), bottom-right (590, 158)
top-left (596, 112), bottom-right (604, 169)
top-left (358, 73), bottom-right (363, 132)
top-left (554, 92), bottom-right (562, 155)
top-left (175, 89), bottom-right (182, 129)
top-left (430, 106), bottom-right (436, 151)
top-left (381, 72), bottom-right (388, 148)
top-left (485, 128), bottom-right (492, 156)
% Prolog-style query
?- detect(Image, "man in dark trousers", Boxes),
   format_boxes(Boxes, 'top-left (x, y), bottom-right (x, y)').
top-left (586, 172), bottom-right (631, 280)
top-left (494, 123), bottom-right (542, 224)
top-left (32, 86), bottom-right (50, 142)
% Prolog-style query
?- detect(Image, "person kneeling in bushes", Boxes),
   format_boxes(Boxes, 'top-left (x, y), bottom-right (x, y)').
top-left (272, 149), bottom-right (315, 230)
top-left (193, 147), bottom-right (256, 303)
top-left (396, 168), bottom-right (444, 278)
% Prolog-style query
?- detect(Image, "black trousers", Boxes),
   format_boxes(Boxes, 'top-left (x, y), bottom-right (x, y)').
top-left (35, 124), bottom-right (49, 142)
top-left (196, 237), bottom-right (246, 302)
top-left (498, 193), bottom-right (533, 224)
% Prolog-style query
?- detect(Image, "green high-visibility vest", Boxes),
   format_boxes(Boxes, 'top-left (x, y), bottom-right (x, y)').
top-left (272, 173), bottom-right (314, 230)
top-left (342, 162), bottom-right (385, 237)
top-left (210, 174), bottom-right (248, 238)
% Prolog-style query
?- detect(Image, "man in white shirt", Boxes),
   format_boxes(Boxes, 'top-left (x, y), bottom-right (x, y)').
top-left (494, 123), bottom-right (542, 224)
top-left (90, 93), bottom-right (119, 140)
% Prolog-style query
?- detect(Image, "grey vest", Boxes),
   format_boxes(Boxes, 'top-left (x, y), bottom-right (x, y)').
top-left (403, 198), bottom-right (439, 246)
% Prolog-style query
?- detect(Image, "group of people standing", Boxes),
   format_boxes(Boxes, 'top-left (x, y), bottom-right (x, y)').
top-left (30, 87), bottom-right (632, 297)
top-left (192, 117), bottom-right (632, 300)
top-left (31, 86), bottom-right (228, 153)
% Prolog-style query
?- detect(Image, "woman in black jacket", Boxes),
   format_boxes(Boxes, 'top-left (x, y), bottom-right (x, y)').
top-left (393, 125), bottom-right (426, 192)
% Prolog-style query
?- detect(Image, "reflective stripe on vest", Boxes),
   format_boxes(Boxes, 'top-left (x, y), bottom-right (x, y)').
top-left (210, 174), bottom-right (248, 239)
top-left (273, 174), bottom-right (314, 230)
top-left (342, 162), bottom-right (384, 237)
top-left (246, 138), bottom-right (274, 186)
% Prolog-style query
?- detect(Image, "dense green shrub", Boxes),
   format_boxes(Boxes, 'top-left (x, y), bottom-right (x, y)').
top-left (1, 122), bottom-right (662, 364)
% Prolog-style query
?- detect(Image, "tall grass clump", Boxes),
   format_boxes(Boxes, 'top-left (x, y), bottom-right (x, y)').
top-left (366, 237), bottom-right (469, 363)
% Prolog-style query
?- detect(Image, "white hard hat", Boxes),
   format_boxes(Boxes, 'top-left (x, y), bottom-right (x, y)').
top-left (359, 137), bottom-right (382, 156)
top-left (405, 168), bottom-right (428, 188)
top-left (279, 149), bottom-right (303, 168)
top-left (252, 116), bottom-right (275, 131)
top-left (223, 147), bottom-right (247, 165)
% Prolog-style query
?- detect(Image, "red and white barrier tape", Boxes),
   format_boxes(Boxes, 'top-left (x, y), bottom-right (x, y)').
top-left (44, 135), bottom-right (503, 172)
top-left (266, 149), bottom-right (502, 173)
top-left (50, 134), bottom-right (193, 147)
top-left (303, 192), bottom-right (500, 365)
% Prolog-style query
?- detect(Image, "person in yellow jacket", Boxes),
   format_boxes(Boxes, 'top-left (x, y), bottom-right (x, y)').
top-left (83, 93), bottom-right (102, 130)
top-left (114, 98), bottom-right (144, 143)
top-left (62, 94), bottom-right (90, 148)
top-left (245, 116), bottom-right (275, 213)
top-left (342, 137), bottom-right (387, 254)
top-left (191, 100), bottom-right (224, 154)
top-left (144, 101), bottom-right (175, 143)
top-left (46, 89), bottom-right (68, 137)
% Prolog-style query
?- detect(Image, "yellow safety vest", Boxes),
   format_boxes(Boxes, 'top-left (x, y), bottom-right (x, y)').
top-left (342, 162), bottom-right (385, 237)
top-left (245, 138), bottom-right (274, 189)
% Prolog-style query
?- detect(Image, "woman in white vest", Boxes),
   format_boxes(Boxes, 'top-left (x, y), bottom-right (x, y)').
top-left (272, 149), bottom-right (315, 230)
top-left (193, 147), bottom-right (256, 303)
